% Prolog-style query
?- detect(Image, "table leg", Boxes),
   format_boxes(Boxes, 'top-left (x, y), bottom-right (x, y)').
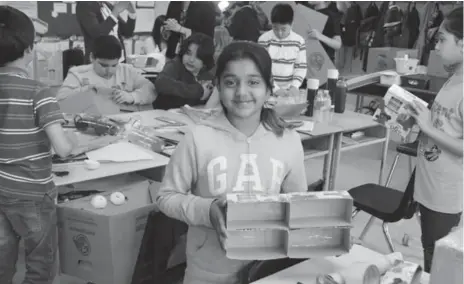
top-left (378, 128), bottom-right (390, 185)
top-left (328, 132), bottom-right (343, 191)
top-left (355, 94), bottom-right (361, 112)
top-left (322, 134), bottom-right (335, 191)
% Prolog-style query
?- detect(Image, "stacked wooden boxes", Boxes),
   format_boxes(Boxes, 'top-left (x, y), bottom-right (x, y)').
top-left (226, 191), bottom-right (353, 260)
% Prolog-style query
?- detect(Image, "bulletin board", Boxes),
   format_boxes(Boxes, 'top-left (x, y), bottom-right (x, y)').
top-left (37, 1), bottom-right (82, 38)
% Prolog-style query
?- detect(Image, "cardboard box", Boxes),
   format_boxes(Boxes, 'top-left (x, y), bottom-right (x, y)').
top-left (286, 227), bottom-right (351, 258)
top-left (286, 191), bottom-right (352, 229)
top-left (226, 229), bottom-right (287, 260)
top-left (57, 180), bottom-right (159, 284)
top-left (227, 195), bottom-right (287, 230)
top-left (430, 227), bottom-right (463, 284)
top-left (226, 192), bottom-right (353, 260)
top-left (427, 50), bottom-right (451, 78)
top-left (367, 48), bottom-right (419, 73)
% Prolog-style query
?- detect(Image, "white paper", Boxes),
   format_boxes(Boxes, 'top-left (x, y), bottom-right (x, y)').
top-left (86, 142), bottom-right (155, 162)
top-left (53, 3), bottom-right (67, 14)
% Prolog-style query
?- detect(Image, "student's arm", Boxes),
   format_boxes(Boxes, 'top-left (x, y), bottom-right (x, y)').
top-left (281, 131), bottom-right (308, 193)
top-left (76, 2), bottom-right (118, 38)
top-left (118, 14), bottom-right (136, 38)
top-left (56, 71), bottom-right (88, 101)
top-left (292, 40), bottom-right (307, 89)
top-left (154, 61), bottom-right (203, 100)
top-left (126, 66), bottom-right (156, 105)
top-left (315, 32), bottom-right (342, 51)
top-left (409, 100), bottom-right (463, 157)
top-left (156, 130), bottom-right (215, 228)
top-left (257, 33), bottom-right (270, 49)
top-left (34, 88), bottom-right (76, 157)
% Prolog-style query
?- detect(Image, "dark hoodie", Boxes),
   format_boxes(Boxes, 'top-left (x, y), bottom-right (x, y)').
top-left (153, 58), bottom-right (213, 110)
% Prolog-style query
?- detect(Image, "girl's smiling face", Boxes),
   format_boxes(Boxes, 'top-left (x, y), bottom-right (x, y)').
top-left (219, 58), bottom-right (271, 120)
top-left (435, 22), bottom-right (463, 67)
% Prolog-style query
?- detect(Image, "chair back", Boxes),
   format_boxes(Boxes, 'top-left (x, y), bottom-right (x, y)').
top-left (392, 168), bottom-right (417, 220)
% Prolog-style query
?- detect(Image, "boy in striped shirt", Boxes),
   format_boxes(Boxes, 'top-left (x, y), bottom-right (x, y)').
top-left (0, 6), bottom-right (76, 284)
top-left (258, 3), bottom-right (307, 99)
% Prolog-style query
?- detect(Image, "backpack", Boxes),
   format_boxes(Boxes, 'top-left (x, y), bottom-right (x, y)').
top-left (383, 3), bottom-right (404, 44)
top-left (341, 2), bottom-right (363, 47)
top-left (407, 3), bottom-right (420, 48)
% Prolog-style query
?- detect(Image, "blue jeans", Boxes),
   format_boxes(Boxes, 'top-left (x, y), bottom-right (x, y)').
top-left (0, 193), bottom-right (57, 284)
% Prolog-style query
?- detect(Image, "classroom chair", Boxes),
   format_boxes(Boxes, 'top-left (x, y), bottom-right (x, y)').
top-left (349, 140), bottom-right (419, 253)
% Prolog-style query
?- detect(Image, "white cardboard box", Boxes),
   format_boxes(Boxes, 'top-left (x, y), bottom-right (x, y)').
top-left (430, 227), bottom-right (463, 284)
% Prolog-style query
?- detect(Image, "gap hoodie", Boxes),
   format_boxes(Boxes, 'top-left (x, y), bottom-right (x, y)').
top-left (155, 110), bottom-right (307, 284)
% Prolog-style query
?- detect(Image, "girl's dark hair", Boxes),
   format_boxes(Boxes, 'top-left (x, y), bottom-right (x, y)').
top-left (151, 15), bottom-right (167, 50)
top-left (178, 33), bottom-right (215, 70)
top-left (0, 6), bottom-right (35, 66)
top-left (443, 7), bottom-right (463, 40)
top-left (215, 41), bottom-right (296, 137)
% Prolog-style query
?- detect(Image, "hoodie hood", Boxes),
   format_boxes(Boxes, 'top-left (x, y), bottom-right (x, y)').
top-left (198, 108), bottom-right (272, 142)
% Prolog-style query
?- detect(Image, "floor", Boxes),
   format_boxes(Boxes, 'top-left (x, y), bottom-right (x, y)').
top-left (12, 94), bottom-right (426, 284)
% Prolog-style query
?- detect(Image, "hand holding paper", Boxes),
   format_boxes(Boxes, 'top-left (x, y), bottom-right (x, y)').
top-left (406, 101), bottom-right (432, 132)
top-left (210, 198), bottom-right (228, 251)
top-left (112, 90), bottom-right (134, 104)
top-left (307, 28), bottom-right (321, 41)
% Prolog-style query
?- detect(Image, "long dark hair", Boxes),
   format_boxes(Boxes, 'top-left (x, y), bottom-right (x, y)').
top-left (151, 15), bottom-right (167, 51)
top-left (443, 7), bottom-right (463, 40)
top-left (215, 41), bottom-right (297, 137)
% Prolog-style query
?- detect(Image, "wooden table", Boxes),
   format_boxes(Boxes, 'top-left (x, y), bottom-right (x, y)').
top-left (251, 244), bottom-right (430, 284)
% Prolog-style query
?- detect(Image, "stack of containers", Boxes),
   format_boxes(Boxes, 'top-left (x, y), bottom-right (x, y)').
top-left (225, 191), bottom-right (353, 260)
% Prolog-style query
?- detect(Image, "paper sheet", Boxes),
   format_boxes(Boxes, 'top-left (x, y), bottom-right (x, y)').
top-left (86, 142), bottom-right (155, 162)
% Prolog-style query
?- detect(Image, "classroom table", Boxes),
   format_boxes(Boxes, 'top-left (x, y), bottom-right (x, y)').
top-left (351, 75), bottom-right (445, 112)
top-left (53, 109), bottom-right (386, 191)
top-left (251, 244), bottom-right (430, 284)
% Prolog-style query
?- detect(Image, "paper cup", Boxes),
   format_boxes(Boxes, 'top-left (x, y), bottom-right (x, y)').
top-left (307, 78), bottom-right (319, 90)
top-left (328, 69), bottom-right (339, 79)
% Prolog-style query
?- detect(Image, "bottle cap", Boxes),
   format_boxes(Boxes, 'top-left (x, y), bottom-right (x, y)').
top-left (327, 69), bottom-right (339, 79)
top-left (307, 78), bottom-right (319, 90)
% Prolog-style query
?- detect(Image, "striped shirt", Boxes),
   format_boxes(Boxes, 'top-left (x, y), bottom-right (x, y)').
top-left (258, 30), bottom-right (307, 91)
top-left (0, 66), bottom-right (64, 200)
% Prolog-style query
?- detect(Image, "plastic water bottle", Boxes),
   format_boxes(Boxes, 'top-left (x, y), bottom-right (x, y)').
top-left (313, 90), bottom-right (332, 122)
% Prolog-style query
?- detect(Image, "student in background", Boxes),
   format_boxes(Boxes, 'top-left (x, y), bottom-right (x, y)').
top-left (227, 2), bottom-right (261, 42)
top-left (164, 1), bottom-right (217, 59)
top-left (76, 1), bottom-right (136, 63)
top-left (0, 6), bottom-right (76, 284)
top-left (156, 41), bottom-right (307, 284)
top-left (258, 3), bottom-right (307, 98)
top-left (405, 7), bottom-right (463, 273)
top-left (153, 33), bottom-right (215, 110)
top-left (143, 15), bottom-right (169, 55)
top-left (58, 35), bottom-right (156, 107)
top-left (300, 1), bottom-right (342, 63)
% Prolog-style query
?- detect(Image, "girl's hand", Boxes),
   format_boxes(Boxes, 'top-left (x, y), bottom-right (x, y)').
top-left (201, 82), bottom-right (214, 100)
top-left (209, 199), bottom-right (228, 251)
top-left (164, 18), bottom-right (182, 33)
top-left (406, 101), bottom-right (432, 132)
top-left (307, 29), bottom-right (321, 41)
